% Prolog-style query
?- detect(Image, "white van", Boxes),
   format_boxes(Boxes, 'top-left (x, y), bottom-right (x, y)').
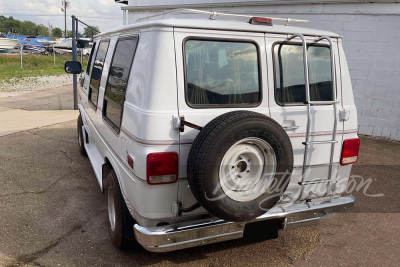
top-left (65, 9), bottom-right (359, 252)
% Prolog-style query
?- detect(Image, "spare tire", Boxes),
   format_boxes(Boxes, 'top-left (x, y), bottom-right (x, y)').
top-left (187, 111), bottom-right (293, 222)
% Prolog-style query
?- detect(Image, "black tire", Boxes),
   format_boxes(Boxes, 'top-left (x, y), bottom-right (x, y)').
top-left (187, 111), bottom-right (293, 222)
top-left (77, 114), bottom-right (87, 157)
top-left (104, 170), bottom-right (136, 249)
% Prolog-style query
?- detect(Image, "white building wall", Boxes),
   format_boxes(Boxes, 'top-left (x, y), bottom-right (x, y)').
top-left (124, 2), bottom-right (400, 140)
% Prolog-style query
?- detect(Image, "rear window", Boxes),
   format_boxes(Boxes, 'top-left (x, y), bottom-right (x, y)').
top-left (184, 39), bottom-right (261, 107)
top-left (103, 36), bottom-right (139, 131)
top-left (273, 44), bottom-right (333, 105)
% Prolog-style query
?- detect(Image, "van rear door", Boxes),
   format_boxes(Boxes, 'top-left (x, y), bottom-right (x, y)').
top-left (265, 34), bottom-right (344, 200)
top-left (174, 28), bottom-right (268, 214)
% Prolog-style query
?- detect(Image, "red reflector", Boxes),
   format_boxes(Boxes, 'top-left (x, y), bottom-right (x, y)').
top-left (127, 154), bottom-right (134, 169)
top-left (147, 152), bottom-right (178, 185)
top-left (341, 138), bottom-right (360, 165)
top-left (249, 17), bottom-right (273, 26)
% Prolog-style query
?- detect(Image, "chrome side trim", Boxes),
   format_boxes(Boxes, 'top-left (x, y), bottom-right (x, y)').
top-left (134, 195), bottom-right (355, 252)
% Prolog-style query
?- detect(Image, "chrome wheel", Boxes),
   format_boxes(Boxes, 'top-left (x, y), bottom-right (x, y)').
top-left (107, 186), bottom-right (116, 231)
top-left (219, 137), bottom-right (277, 202)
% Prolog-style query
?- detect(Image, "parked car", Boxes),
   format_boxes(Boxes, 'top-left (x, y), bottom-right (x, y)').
top-left (65, 9), bottom-right (359, 252)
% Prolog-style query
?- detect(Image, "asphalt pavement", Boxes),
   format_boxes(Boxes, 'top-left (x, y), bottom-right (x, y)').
top-left (0, 88), bottom-right (399, 266)
top-left (0, 86), bottom-right (78, 136)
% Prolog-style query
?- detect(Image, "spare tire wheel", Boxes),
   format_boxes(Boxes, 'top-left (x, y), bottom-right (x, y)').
top-left (187, 111), bottom-right (293, 222)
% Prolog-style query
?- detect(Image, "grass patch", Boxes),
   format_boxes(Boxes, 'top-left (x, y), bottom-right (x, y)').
top-left (0, 54), bottom-right (87, 82)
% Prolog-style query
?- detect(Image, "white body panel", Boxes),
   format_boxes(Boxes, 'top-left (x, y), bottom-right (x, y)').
top-left (77, 18), bottom-right (358, 227)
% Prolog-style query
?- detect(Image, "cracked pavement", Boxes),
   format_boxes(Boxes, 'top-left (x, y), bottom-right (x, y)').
top-left (0, 89), bottom-right (399, 266)
top-left (0, 123), bottom-right (399, 266)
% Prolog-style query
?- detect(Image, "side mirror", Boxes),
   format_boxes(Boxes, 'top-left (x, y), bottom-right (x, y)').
top-left (64, 61), bottom-right (82, 74)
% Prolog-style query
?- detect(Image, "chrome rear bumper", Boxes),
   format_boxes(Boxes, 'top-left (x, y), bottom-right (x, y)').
top-left (134, 195), bottom-right (355, 252)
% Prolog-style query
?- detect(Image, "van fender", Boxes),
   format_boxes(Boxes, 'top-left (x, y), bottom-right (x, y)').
top-left (102, 151), bottom-right (124, 193)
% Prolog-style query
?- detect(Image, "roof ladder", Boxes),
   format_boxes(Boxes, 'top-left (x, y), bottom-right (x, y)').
top-left (285, 34), bottom-right (339, 186)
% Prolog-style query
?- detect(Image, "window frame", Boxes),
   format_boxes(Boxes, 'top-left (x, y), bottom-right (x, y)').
top-left (183, 37), bottom-right (263, 109)
top-left (88, 38), bottom-right (111, 110)
top-left (102, 35), bottom-right (139, 134)
top-left (85, 42), bottom-right (96, 75)
top-left (272, 41), bottom-right (335, 107)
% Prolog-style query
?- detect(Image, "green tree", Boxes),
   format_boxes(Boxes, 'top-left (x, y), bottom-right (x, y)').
top-left (82, 25), bottom-right (100, 38)
top-left (36, 24), bottom-right (49, 36)
top-left (21, 20), bottom-right (36, 35)
top-left (52, 27), bottom-right (62, 37)
top-left (0, 16), bottom-right (21, 34)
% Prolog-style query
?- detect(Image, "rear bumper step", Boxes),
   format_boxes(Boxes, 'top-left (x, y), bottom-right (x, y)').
top-left (134, 195), bottom-right (355, 252)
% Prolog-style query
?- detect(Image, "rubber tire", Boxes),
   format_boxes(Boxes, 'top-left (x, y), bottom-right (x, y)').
top-left (187, 111), bottom-right (293, 222)
top-left (104, 170), bottom-right (135, 249)
top-left (77, 114), bottom-right (87, 157)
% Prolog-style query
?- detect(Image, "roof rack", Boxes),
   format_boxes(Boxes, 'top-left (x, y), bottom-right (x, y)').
top-left (135, 8), bottom-right (309, 26)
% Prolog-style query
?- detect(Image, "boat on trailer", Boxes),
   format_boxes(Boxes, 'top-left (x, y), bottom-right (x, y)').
top-left (0, 34), bottom-right (19, 53)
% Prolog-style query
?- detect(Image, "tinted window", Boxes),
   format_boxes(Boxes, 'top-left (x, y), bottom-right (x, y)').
top-left (89, 40), bottom-right (109, 107)
top-left (103, 36), bottom-right (138, 131)
top-left (185, 40), bottom-right (260, 107)
top-left (85, 42), bottom-right (96, 75)
top-left (274, 44), bottom-right (333, 104)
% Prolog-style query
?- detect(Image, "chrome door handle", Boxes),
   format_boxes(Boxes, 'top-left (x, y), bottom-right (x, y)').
top-left (282, 125), bottom-right (299, 131)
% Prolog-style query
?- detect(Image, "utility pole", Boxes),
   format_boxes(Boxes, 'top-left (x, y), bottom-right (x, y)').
top-left (61, 1), bottom-right (70, 37)
top-left (64, 2), bottom-right (66, 37)
top-left (72, 16), bottom-right (77, 110)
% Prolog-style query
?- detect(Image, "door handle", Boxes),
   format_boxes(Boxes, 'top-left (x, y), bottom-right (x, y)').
top-left (282, 125), bottom-right (299, 131)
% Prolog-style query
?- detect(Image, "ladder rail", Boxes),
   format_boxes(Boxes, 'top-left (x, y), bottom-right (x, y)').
top-left (297, 35), bottom-right (338, 186)
top-left (284, 34), bottom-right (312, 184)
top-left (312, 36), bottom-right (338, 183)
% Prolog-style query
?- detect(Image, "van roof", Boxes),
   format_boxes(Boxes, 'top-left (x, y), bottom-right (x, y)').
top-left (96, 18), bottom-right (341, 39)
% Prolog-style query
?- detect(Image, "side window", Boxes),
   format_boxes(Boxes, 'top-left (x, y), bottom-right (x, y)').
top-left (85, 42), bottom-right (96, 75)
top-left (103, 36), bottom-right (139, 131)
top-left (184, 39), bottom-right (261, 107)
top-left (89, 40), bottom-right (110, 108)
top-left (274, 44), bottom-right (333, 105)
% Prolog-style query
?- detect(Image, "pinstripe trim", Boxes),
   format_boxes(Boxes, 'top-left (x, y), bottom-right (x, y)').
top-left (119, 128), bottom-right (358, 146)
top-left (287, 129), bottom-right (357, 138)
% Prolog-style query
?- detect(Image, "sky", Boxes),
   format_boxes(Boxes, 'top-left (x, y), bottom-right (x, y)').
top-left (0, 0), bottom-right (125, 33)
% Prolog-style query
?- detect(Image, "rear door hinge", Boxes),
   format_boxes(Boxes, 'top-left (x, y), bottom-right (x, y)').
top-left (172, 201), bottom-right (183, 217)
top-left (339, 109), bottom-right (350, 121)
top-left (173, 115), bottom-right (202, 132)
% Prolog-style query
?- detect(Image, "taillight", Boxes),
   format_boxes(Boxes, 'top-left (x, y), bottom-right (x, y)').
top-left (341, 138), bottom-right (360, 165)
top-left (147, 152), bottom-right (178, 184)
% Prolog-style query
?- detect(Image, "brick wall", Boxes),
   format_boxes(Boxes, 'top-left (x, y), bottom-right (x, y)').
top-left (304, 14), bottom-right (400, 140)
top-left (126, 2), bottom-right (400, 140)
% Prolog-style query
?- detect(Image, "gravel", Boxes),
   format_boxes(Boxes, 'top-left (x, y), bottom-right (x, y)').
top-left (0, 75), bottom-right (73, 92)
